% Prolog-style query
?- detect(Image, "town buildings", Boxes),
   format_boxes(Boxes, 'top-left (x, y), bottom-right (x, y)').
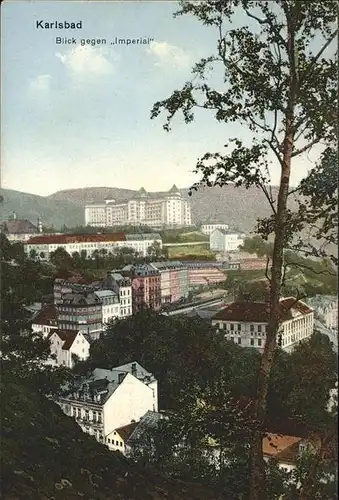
top-left (121, 264), bottom-right (161, 313)
top-left (96, 272), bottom-right (133, 319)
top-left (57, 362), bottom-right (158, 448)
top-left (201, 223), bottom-right (229, 236)
top-left (24, 232), bottom-right (162, 260)
top-left (211, 297), bottom-right (314, 352)
top-left (84, 185), bottom-right (192, 228)
top-left (210, 229), bottom-right (244, 253)
top-left (150, 261), bottom-right (189, 304)
top-left (1, 212), bottom-right (43, 242)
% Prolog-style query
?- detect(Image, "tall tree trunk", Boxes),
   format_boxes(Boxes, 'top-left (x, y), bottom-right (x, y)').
top-left (248, 11), bottom-right (298, 500)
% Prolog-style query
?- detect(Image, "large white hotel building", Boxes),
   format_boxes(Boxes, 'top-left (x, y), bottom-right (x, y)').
top-left (85, 185), bottom-right (192, 228)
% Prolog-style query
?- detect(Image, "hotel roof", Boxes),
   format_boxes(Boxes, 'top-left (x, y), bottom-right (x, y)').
top-left (25, 233), bottom-right (127, 245)
top-left (212, 298), bottom-right (313, 323)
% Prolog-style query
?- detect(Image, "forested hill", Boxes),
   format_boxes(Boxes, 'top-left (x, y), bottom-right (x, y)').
top-left (1, 378), bottom-right (224, 500)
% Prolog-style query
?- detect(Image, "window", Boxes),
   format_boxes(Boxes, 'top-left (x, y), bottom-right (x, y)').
top-left (237, 324), bottom-right (241, 332)
top-left (237, 337), bottom-right (241, 344)
top-left (258, 325), bottom-right (262, 333)
top-left (250, 325), bottom-right (254, 333)
top-left (107, 438), bottom-right (111, 443)
top-left (116, 440), bottom-right (119, 445)
top-left (258, 339), bottom-right (262, 346)
top-left (250, 339), bottom-right (254, 346)
top-left (230, 324), bottom-right (234, 331)
top-left (120, 441), bottom-right (123, 446)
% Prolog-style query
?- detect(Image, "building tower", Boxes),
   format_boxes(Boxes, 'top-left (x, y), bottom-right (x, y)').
top-left (37, 218), bottom-right (43, 233)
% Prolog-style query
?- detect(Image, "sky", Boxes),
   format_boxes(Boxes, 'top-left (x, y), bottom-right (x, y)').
top-left (1, 0), bottom-right (328, 196)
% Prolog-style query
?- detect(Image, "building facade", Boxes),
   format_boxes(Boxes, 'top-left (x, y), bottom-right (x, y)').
top-left (57, 291), bottom-right (103, 340)
top-left (210, 229), bottom-right (244, 253)
top-left (85, 185), bottom-right (192, 228)
top-left (201, 223), bottom-right (229, 236)
top-left (94, 272), bottom-right (133, 319)
top-left (211, 298), bottom-right (314, 352)
top-left (121, 264), bottom-right (161, 313)
top-left (57, 362), bottom-right (158, 448)
top-left (31, 304), bottom-right (58, 337)
top-left (24, 232), bottom-right (162, 260)
top-left (94, 290), bottom-right (121, 324)
top-left (150, 261), bottom-right (189, 304)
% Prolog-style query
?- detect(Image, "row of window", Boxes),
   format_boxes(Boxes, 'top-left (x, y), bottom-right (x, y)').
top-left (218, 322), bottom-right (266, 333)
top-left (107, 439), bottom-right (123, 447)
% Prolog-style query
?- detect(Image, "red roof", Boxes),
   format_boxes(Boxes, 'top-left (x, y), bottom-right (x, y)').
top-left (25, 233), bottom-right (127, 245)
top-left (263, 433), bottom-right (302, 464)
top-left (32, 305), bottom-right (58, 326)
top-left (212, 297), bottom-right (312, 322)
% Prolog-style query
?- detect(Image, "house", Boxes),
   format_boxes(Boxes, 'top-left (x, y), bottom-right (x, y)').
top-left (150, 261), bottom-right (189, 304)
top-left (94, 290), bottom-right (120, 325)
top-left (201, 223), bottom-right (229, 236)
top-left (31, 304), bottom-right (58, 338)
top-left (53, 278), bottom-right (94, 305)
top-left (211, 297), bottom-right (314, 352)
top-left (46, 329), bottom-right (90, 368)
top-left (57, 361), bottom-right (158, 447)
top-left (210, 229), bottom-right (244, 253)
top-left (121, 264), bottom-right (161, 313)
top-left (93, 272), bottom-right (132, 319)
top-left (57, 291), bottom-right (103, 341)
top-left (1, 213), bottom-right (43, 242)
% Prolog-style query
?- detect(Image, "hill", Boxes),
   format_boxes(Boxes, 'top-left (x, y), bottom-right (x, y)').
top-left (0, 188), bottom-right (83, 229)
top-left (1, 378), bottom-right (224, 500)
top-left (47, 185), bottom-right (292, 232)
top-left (1, 185), bottom-right (298, 233)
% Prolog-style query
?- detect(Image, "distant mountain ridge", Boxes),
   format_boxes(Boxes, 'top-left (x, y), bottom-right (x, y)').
top-left (1, 185), bottom-right (297, 232)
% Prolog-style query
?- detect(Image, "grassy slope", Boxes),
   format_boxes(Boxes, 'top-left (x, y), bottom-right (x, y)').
top-left (1, 379), bottom-right (224, 500)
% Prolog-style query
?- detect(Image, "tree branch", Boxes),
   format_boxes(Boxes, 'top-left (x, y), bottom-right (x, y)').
top-left (291, 137), bottom-right (319, 157)
top-left (299, 29), bottom-right (338, 87)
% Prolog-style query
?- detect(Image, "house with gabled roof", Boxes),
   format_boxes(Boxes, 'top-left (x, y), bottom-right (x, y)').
top-left (57, 361), bottom-right (158, 447)
top-left (47, 329), bottom-right (90, 368)
top-left (31, 304), bottom-right (58, 338)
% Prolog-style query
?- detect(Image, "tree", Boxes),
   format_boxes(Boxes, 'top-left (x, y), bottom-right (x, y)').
top-left (50, 247), bottom-right (74, 270)
top-left (151, 2), bottom-right (337, 497)
top-left (147, 241), bottom-right (164, 260)
top-left (292, 147), bottom-right (338, 266)
top-left (29, 248), bottom-right (37, 260)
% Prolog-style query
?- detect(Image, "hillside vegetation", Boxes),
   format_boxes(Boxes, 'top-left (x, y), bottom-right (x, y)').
top-left (1, 377), bottom-right (224, 500)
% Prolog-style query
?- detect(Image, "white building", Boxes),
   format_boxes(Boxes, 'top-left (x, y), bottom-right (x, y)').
top-left (94, 289), bottom-right (122, 324)
top-left (94, 272), bottom-right (133, 319)
top-left (210, 229), bottom-right (244, 253)
top-left (211, 297), bottom-right (314, 352)
top-left (85, 185), bottom-right (192, 228)
top-left (201, 223), bottom-right (229, 236)
top-left (1, 213), bottom-right (43, 242)
top-left (24, 232), bottom-right (163, 260)
top-left (47, 329), bottom-right (90, 368)
top-left (57, 362), bottom-right (158, 448)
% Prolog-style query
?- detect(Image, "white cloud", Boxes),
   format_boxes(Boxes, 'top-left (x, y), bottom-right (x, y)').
top-left (29, 74), bottom-right (52, 92)
top-left (148, 41), bottom-right (191, 69)
top-left (55, 46), bottom-right (114, 78)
